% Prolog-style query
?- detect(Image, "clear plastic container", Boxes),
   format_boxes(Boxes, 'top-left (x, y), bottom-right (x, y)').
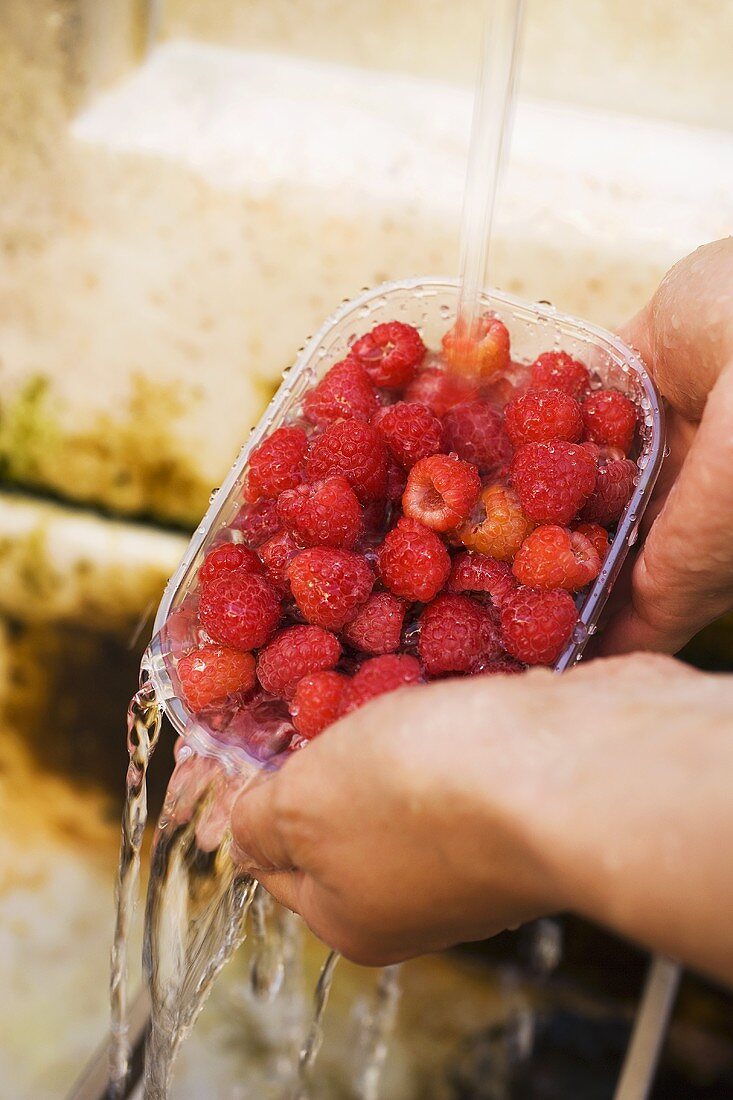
top-left (142, 277), bottom-right (665, 768)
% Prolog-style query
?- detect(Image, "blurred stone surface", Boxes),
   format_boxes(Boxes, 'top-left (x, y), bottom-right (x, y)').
top-left (0, 494), bottom-right (184, 635)
top-left (164, 0), bottom-right (733, 131)
top-left (2, 27), bottom-right (732, 525)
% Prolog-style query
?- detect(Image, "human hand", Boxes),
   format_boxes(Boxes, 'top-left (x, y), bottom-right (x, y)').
top-left (601, 237), bottom-right (733, 655)
top-left (230, 654), bottom-right (733, 985)
top-left (230, 672), bottom-right (564, 966)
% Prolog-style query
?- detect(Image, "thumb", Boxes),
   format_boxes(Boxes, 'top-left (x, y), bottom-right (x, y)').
top-left (230, 772), bottom-right (295, 873)
top-left (600, 365), bottom-right (733, 655)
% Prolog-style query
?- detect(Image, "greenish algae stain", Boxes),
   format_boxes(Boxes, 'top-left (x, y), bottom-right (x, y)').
top-left (0, 373), bottom-right (214, 527)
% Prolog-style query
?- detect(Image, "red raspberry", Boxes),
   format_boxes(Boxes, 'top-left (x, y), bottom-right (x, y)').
top-left (256, 624), bottom-right (341, 699)
top-left (582, 441), bottom-right (624, 466)
top-left (277, 476), bottom-right (362, 550)
top-left (259, 529), bottom-right (303, 593)
top-left (402, 453), bottom-right (481, 533)
top-left (199, 572), bottom-right (281, 651)
top-left (385, 459), bottom-right (408, 504)
top-left (530, 351), bottom-right (590, 399)
top-left (342, 654), bottom-right (422, 714)
top-left (512, 525), bottom-right (601, 592)
top-left (350, 321), bottom-right (426, 388)
top-left (342, 592), bottom-right (407, 654)
top-left (442, 400), bottom-right (513, 475)
top-left (177, 645), bottom-right (256, 711)
top-left (459, 483), bottom-right (535, 562)
top-left (580, 458), bottom-right (636, 525)
top-left (247, 425), bottom-right (308, 500)
top-left (500, 586), bottom-right (578, 666)
top-left (375, 402), bottom-right (444, 468)
top-left (302, 358), bottom-right (377, 427)
top-left (405, 365), bottom-right (479, 416)
top-left (478, 654), bottom-right (526, 676)
top-left (418, 593), bottom-right (502, 676)
top-left (448, 551), bottom-right (517, 607)
top-left (198, 542), bottom-right (263, 586)
top-left (378, 517), bottom-right (451, 602)
top-left (582, 389), bottom-right (637, 455)
top-left (573, 521), bottom-right (609, 561)
top-left (288, 547), bottom-right (374, 630)
top-left (306, 419), bottom-right (388, 503)
top-left (232, 498), bottom-right (281, 548)
top-left (441, 315), bottom-right (510, 377)
top-left (291, 670), bottom-right (347, 738)
top-left (510, 441), bottom-right (597, 525)
top-left (504, 388), bottom-right (583, 446)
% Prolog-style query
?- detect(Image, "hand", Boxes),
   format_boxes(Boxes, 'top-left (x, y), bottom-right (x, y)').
top-left (230, 653), bottom-right (733, 985)
top-left (230, 671), bottom-right (565, 966)
top-left (601, 237), bottom-right (733, 655)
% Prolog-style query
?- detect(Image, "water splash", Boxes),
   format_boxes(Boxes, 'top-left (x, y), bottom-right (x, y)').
top-left (294, 949), bottom-right (340, 1098)
top-left (141, 742), bottom-right (258, 1098)
top-left (353, 965), bottom-right (402, 1100)
top-left (109, 682), bottom-right (162, 1098)
top-left (249, 884), bottom-right (287, 1002)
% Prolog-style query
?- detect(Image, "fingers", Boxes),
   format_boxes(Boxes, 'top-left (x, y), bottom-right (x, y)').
top-left (619, 238), bottom-right (733, 420)
top-left (601, 365), bottom-right (733, 654)
top-left (601, 238), bottom-right (733, 655)
top-left (230, 771), bottom-right (295, 873)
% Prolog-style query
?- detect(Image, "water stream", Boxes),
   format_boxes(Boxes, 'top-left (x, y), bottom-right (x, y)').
top-left (109, 682), bottom-right (162, 1098)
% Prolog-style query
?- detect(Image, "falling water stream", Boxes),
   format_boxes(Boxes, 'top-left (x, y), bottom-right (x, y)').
top-left (109, 683), bottom-right (162, 1098)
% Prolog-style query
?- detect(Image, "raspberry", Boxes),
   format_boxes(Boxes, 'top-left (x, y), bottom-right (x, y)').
top-left (582, 389), bottom-right (637, 455)
top-left (448, 551), bottom-right (517, 607)
top-left (277, 476), bottom-right (362, 550)
top-left (478, 654), bottom-right (526, 676)
top-left (580, 458), bottom-right (636, 525)
top-left (378, 517), bottom-right (451, 602)
top-left (177, 645), bottom-right (256, 712)
top-left (232, 498), bottom-right (281, 548)
top-left (512, 525), bottom-right (601, 591)
top-left (582, 441), bottom-right (625, 466)
top-left (350, 321), bottom-right (426, 388)
top-left (342, 592), bottom-right (407, 654)
top-left (405, 365), bottom-right (479, 416)
top-left (291, 671), bottom-right (347, 738)
top-left (418, 593), bottom-right (502, 676)
top-left (500, 586), bottom-right (578, 666)
top-left (256, 624), bottom-right (341, 699)
top-left (442, 400), bottom-right (513, 475)
top-left (302, 358), bottom-right (377, 427)
top-left (375, 402), bottom-right (444, 468)
top-left (402, 453), bottom-right (481, 533)
top-left (288, 547), bottom-right (374, 630)
top-left (530, 351), bottom-right (590, 399)
top-left (504, 388), bottom-right (583, 446)
top-left (198, 542), bottom-right (263, 586)
top-left (259, 529), bottom-right (303, 593)
top-left (199, 571), bottom-right (281, 651)
top-left (459, 483), bottom-right (535, 562)
top-left (573, 521), bottom-right (609, 561)
top-left (306, 419), bottom-right (388, 503)
top-left (247, 426), bottom-right (308, 500)
top-left (385, 459), bottom-right (408, 503)
top-left (510, 441), bottom-right (597, 525)
top-left (441, 315), bottom-right (510, 377)
top-left (342, 654), bottom-right (422, 714)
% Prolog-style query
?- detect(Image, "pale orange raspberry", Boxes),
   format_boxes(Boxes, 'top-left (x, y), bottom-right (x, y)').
top-left (459, 482), bottom-right (535, 561)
